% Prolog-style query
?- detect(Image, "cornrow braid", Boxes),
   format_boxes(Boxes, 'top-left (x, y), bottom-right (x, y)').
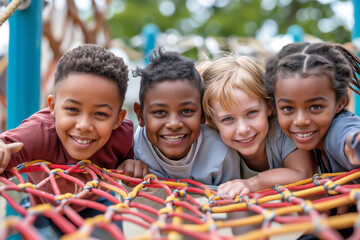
top-left (263, 42), bottom-right (360, 108)
top-left (335, 44), bottom-right (360, 96)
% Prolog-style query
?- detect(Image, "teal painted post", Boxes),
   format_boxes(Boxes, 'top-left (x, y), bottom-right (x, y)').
top-left (6, 1), bottom-right (42, 240)
top-left (353, 0), bottom-right (360, 115)
top-left (7, 0), bottom-right (42, 130)
top-left (141, 23), bottom-right (159, 64)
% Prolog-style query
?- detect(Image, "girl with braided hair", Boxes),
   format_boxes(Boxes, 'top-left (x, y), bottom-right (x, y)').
top-left (263, 42), bottom-right (360, 239)
top-left (263, 42), bottom-right (360, 174)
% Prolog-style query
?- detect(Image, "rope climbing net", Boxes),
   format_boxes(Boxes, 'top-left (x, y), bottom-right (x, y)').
top-left (0, 0), bottom-right (21, 27)
top-left (0, 160), bottom-right (360, 240)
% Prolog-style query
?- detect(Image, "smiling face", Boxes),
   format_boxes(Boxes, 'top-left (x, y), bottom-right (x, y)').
top-left (135, 79), bottom-right (204, 160)
top-left (48, 73), bottom-right (126, 160)
top-left (274, 73), bottom-right (346, 151)
top-left (211, 88), bottom-right (272, 159)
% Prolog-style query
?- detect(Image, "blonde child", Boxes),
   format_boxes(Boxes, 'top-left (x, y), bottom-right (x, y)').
top-left (200, 55), bottom-right (316, 198)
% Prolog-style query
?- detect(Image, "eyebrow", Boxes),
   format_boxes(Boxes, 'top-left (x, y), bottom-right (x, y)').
top-left (179, 101), bottom-right (197, 107)
top-left (216, 113), bottom-right (231, 119)
top-left (64, 98), bottom-right (113, 110)
top-left (148, 101), bottom-right (198, 108)
top-left (277, 96), bottom-right (327, 104)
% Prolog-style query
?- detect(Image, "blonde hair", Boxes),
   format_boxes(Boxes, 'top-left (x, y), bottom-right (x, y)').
top-left (201, 55), bottom-right (271, 130)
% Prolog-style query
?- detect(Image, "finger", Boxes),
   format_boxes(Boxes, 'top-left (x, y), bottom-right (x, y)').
top-left (124, 164), bottom-right (135, 177)
top-left (337, 205), bottom-right (349, 215)
top-left (143, 166), bottom-right (149, 177)
top-left (133, 164), bottom-right (144, 179)
top-left (7, 142), bottom-right (23, 153)
top-left (228, 189), bottom-right (239, 199)
top-left (240, 188), bottom-right (250, 196)
top-left (1, 148), bottom-right (12, 174)
top-left (0, 142), bottom-right (22, 173)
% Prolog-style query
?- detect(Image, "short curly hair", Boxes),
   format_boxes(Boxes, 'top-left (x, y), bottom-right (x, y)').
top-left (54, 44), bottom-right (129, 102)
top-left (133, 47), bottom-right (203, 107)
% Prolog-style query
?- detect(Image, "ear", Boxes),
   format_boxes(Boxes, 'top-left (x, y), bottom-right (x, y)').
top-left (134, 102), bottom-right (145, 127)
top-left (113, 109), bottom-right (126, 130)
top-left (336, 97), bottom-right (347, 114)
top-left (266, 102), bottom-right (274, 117)
top-left (47, 95), bottom-right (55, 118)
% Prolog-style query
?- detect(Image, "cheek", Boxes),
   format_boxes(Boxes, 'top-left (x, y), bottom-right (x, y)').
top-left (277, 117), bottom-right (290, 134)
top-left (218, 127), bottom-right (233, 142)
top-left (98, 123), bottom-right (114, 137)
top-left (55, 116), bottom-right (71, 131)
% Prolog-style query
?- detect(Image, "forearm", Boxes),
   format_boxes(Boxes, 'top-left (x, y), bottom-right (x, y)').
top-left (246, 168), bottom-right (310, 192)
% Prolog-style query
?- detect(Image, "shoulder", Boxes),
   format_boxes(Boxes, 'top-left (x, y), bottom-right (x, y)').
top-left (201, 124), bottom-right (222, 139)
top-left (333, 110), bottom-right (359, 123)
top-left (328, 110), bottom-right (360, 134)
top-left (199, 124), bottom-right (234, 153)
top-left (22, 108), bottom-right (55, 127)
top-left (113, 118), bottom-right (133, 136)
top-left (1, 108), bottom-right (55, 141)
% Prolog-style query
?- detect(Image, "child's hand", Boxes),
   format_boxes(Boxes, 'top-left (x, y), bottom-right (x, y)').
top-left (117, 159), bottom-right (149, 179)
top-left (345, 133), bottom-right (360, 165)
top-left (217, 179), bottom-right (250, 200)
top-left (0, 141), bottom-right (23, 174)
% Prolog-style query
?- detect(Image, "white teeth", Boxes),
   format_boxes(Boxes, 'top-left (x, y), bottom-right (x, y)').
top-left (163, 135), bottom-right (185, 141)
top-left (73, 138), bottom-right (92, 144)
top-left (240, 138), bottom-right (252, 143)
top-left (239, 136), bottom-right (255, 143)
top-left (295, 132), bottom-right (313, 138)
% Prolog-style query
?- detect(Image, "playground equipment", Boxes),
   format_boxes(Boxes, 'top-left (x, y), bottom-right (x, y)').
top-left (0, 1), bottom-right (359, 239)
top-left (0, 160), bottom-right (360, 239)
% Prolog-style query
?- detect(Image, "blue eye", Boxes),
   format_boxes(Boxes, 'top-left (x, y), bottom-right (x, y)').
top-left (222, 117), bottom-right (233, 122)
top-left (247, 110), bottom-right (258, 116)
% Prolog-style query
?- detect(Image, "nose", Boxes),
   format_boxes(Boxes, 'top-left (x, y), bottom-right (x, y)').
top-left (76, 115), bottom-right (94, 132)
top-left (294, 110), bottom-right (310, 127)
top-left (236, 120), bottom-right (250, 135)
top-left (165, 114), bottom-right (183, 130)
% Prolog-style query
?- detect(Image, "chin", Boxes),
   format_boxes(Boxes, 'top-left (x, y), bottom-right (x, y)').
top-left (294, 143), bottom-right (316, 151)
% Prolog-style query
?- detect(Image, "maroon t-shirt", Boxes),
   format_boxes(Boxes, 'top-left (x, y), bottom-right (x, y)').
top-left (0, 108), bottom-right (133, 210)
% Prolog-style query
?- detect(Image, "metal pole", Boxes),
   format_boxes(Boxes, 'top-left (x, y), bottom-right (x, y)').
top-left (6, 1), bottom-right (42, 239)
top-left (352, 0), bottom-right (360, 115)
top-left (7, 0), bottom-right (42, 130)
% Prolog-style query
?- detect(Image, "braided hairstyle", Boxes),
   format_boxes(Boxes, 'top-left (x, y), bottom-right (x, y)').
top-left (263, 42), bottom-right (360, 108)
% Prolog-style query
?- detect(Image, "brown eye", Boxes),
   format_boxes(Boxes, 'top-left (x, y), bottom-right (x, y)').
top-left (281, 106), bottom-right (294, 112)
top-left (310, 105), bottom-right (322, 111)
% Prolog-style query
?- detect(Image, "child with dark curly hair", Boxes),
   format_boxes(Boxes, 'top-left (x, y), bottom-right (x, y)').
top-left (132, 47), bottom-right (241, 185)
top-left (0, 44), bottom-right (148, 238)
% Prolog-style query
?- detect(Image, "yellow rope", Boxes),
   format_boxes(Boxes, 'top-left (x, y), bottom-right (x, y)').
top-left (0, 0), bottom-right (21, 27)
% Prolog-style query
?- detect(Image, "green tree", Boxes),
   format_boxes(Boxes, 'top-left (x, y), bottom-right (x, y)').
top-left (107, 0), bottom-right (352, 45)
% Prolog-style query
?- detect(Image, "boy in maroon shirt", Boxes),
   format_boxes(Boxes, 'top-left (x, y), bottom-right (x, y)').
top-left (0, 44), bottom-right (148, 237)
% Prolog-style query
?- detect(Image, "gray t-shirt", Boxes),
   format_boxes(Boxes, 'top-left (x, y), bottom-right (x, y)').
top-left (134, 124), bottom-right (242, 185)
top-left (265, 119), bottom-right (297, 169)
top-left (322, 110), bottom-right (360, 173)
